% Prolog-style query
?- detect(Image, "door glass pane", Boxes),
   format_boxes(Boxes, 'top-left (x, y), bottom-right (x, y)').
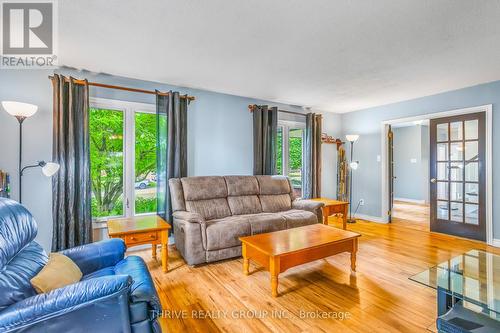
top-left (450, 182), bottom-right (463, 202)
top-left (89, 108), bottom-right (124, 218)
top-left (465, 120), bottom-right (478, 140)
top-left (135, 112), bottom-right (157, 214)
top-left (437, 123), bottom-right (448, 142)
top-left (465, 204), bottom-right (479, 225)
top-left (465, 141), bottom-right (478, 161)
top-left (450, 142), bottom-right (463, 161)
top-left (437, 201), bottom-right (449, 220)
top-left (437, 143), bottom-right (448, 161)
top-left (465, 161), bottom-right (479, 182)
top-left (437, 162), bottom-right (448, 180)
top-left (450, 121), bottom-right (463, 141)
top-left (465, 183), bottom-right (479, 203)
top-left (450, 202), bottom-right (463, 222)
top-left (437, 182), bottom-right (448, 200)
top-left (276, 127), bottom-right (283, 175)
top-left (288, 128), bottom-right (303, 197)
top-left (449, 162), bottom-right (463, 181)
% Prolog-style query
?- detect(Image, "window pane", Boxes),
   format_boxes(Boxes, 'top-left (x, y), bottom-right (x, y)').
top-left (450, 142), bottom-right (463, 161)
top-left (449, 162), bottom-right (463, 181)
top-left (450, 182), bottom-right (463, 202)
top-left (437, 162), bottom-right (448, 180)
top-left (437, 123), bottom-right (448, 142)
top-left (450, 202), bottom-right (463, 222)
top-left (90, 108), bottom-right (124, 218)
top-left (465, 204), bottom-right (479, 225)
top-left (465, 120), bottom-right (478, 140)
top-left (450, 122), bottom-right (463, 141)
top-left (135, 112), bottom-right (157, 214)
top-left (465, 161), bottom-right (479, 182)
top-left (437, 143), bottom-right (448, 161)
top-left (465, 183), bottom-right (479, 203)
top-left (288, 128), bottom-right (303, 197)
top-left (276, 127), bottom-right (283, 175)
top-left (437, 201), bottom-right (449, 220)
top-left (465, 141), bottom-right (478, 161)
top-left (437, 182), bottom-right (448, 200)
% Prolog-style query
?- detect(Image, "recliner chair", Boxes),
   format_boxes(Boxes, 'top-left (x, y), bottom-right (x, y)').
top-left (0, 198), bottom-right (162, 333)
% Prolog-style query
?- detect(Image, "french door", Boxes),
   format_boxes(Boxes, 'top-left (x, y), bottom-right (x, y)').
top-left (429, 112), bottom-right (486, 241)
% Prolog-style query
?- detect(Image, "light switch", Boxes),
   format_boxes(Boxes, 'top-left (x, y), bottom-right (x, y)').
top-left (377, 155), bottom-right (381, 162)
top-left (410, 158), bottom-right (417, 163)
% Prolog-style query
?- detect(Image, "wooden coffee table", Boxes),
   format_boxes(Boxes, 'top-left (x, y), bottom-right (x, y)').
top-left (239, 224), bottom-right (360, 297)
top-left (311, 198), bottom-right (349, 229)
top-left (107, 215), bottom-right (171, 272)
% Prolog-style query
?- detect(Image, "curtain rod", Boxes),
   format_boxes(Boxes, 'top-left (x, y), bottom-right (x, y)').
top-left (248, 104), bottom-right (320, 118)
top-left (48, 76), bottom-right (196, 101)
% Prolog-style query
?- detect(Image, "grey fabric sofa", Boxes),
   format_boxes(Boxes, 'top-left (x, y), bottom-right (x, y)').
top-left (169, 175), bottom-right (324, 265)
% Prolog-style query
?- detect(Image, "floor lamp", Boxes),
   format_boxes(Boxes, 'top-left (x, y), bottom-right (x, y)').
top-left (346, 134), bottom-right (360, 223)
top-left (1, 101), bottom-right (60, 203)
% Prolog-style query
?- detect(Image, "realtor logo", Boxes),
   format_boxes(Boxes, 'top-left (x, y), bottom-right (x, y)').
top-left (1, 0), bottom-right (58, 68)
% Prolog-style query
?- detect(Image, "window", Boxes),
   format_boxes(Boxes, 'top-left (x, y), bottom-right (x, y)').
top-left (89, 98), bottom-right (157, 220)
top-left (276, 120), bottom-right (305, 197)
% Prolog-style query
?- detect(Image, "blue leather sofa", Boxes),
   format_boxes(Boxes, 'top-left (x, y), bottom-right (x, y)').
top-left (0, 198), bottom-right (162, 333)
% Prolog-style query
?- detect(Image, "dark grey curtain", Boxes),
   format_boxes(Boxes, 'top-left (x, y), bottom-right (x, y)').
top-left (303, 113), bottom-right (322, 198)
top-left (157, 92), bottom-right (188, 225)
top-left (51, 74), bottom-right (92, 251)
top-left (253, 105), bottom-right (278, 175)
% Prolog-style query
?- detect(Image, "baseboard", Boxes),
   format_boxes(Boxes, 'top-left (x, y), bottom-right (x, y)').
top-left (491, 239), bottom-right (500, 248)
top-left (353, 213), bottom-right (389, 224)
top-left (394, 197), bottom-right (427, 204)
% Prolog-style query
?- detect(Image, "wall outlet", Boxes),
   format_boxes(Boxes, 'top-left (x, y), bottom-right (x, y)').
top-left (359, 199), bottom-right (365, 206)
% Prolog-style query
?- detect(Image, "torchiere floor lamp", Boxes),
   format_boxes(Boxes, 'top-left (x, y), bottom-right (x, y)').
top-left (345, 134), bottom-right (360, 223)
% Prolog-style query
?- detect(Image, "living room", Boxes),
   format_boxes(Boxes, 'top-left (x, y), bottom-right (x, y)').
top-left (1, 1), bottom-right (500, 333)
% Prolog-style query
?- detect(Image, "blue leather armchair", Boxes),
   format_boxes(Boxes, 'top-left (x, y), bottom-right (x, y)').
top-left (0, 198), bottom-right (162, 333)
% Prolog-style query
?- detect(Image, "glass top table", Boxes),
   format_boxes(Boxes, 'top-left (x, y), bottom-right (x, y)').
top-left (410, 249), bottom-right (500, 316)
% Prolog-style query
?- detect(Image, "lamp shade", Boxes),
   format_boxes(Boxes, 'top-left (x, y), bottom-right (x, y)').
top-left (350, 161), bottom-right (359, 170)
top-left (1, 101), bottom-right (38, 118)
top-left (41, 162), bottom-right (60, 177)
top-left (345, 134), bottom-right (359, 142)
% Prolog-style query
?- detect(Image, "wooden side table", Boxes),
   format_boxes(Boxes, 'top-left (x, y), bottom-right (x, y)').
top-left (107, 215), bottom-right (171, 272)
top-left (311, 198), bottom-right (349, 229)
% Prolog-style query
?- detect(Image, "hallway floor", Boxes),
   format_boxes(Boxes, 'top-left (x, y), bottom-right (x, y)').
top-left (392, 200), bottom-right (430, 231)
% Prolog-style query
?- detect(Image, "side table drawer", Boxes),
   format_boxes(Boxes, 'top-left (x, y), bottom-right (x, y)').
top-left (125, 232), bottom-right (157, 245)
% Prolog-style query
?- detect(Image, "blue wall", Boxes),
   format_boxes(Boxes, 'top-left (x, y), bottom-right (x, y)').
top-left (341, 80), bottom-right (500, 238)
top-left (0, 68), bottom-right (342, 250)
top-left (393, 125), bottom-right (429, 202)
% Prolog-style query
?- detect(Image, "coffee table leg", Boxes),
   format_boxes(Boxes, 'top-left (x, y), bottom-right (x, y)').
top-left (350, 238), bottom-right (358, 272)
top-left (270, 256), bottom-right (280, 297)
top-left (242, 243), bottom-right (250, 275)
top-left (322, 207), bottom-right (328, 225)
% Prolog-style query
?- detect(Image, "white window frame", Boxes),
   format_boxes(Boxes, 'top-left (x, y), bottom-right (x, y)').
top-left (277, 120), bottom-right (306, 194)
top-left (90, 97), bottom-right (156, 221)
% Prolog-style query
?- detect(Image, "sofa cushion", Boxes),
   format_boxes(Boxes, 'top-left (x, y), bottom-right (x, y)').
top-left (30, 253), bottom-right (83, 294)
top-left (181, 176), bottom-right (227, 200)
top-left (205, 216), bottom-right (251, 251)
top-left (186, 198), bottom-right (231, 220)
top-left (260, 194), bottom-right (292, 213)
top-left (168, 178), bottom-right (186, 212)
top-left (244, 213), bottom-right (287, 234)
top-left (277, 209), bottom-right (318, 228)
top-left (256, 175), bottom-right (291, 195)
top-left (225, 176), bottom-right (259, 196)
top-left (227, 195), bottom-right (262, 215)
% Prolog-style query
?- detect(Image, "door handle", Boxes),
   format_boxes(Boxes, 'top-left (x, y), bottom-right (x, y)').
top-left (430, 178), bottom-right (437, 183)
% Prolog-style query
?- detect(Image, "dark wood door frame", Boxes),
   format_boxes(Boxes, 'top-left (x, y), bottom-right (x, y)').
top-left (429, 112), bottom-right (486, 241)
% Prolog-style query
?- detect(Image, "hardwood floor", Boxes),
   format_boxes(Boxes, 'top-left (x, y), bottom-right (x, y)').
top-left (392, 200), bottom-right (430, 230)
top-left (133, 214), bottom-right (499, 333)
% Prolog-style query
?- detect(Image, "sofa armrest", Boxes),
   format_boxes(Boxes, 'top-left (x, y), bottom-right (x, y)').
top-left (60, 239), bottom-right (126, 275)
top-left (0, 275), bottom-right (132, 333)
top-left (292, 199), bottom-right (324, 212)
top-left (292, 199), bottom-right (324, 223)
top-left (173, 211), bottom-right (205, 224)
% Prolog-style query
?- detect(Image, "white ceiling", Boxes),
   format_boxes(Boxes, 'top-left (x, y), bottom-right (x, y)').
top-left (58, 0), bottom-right (500, 113)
